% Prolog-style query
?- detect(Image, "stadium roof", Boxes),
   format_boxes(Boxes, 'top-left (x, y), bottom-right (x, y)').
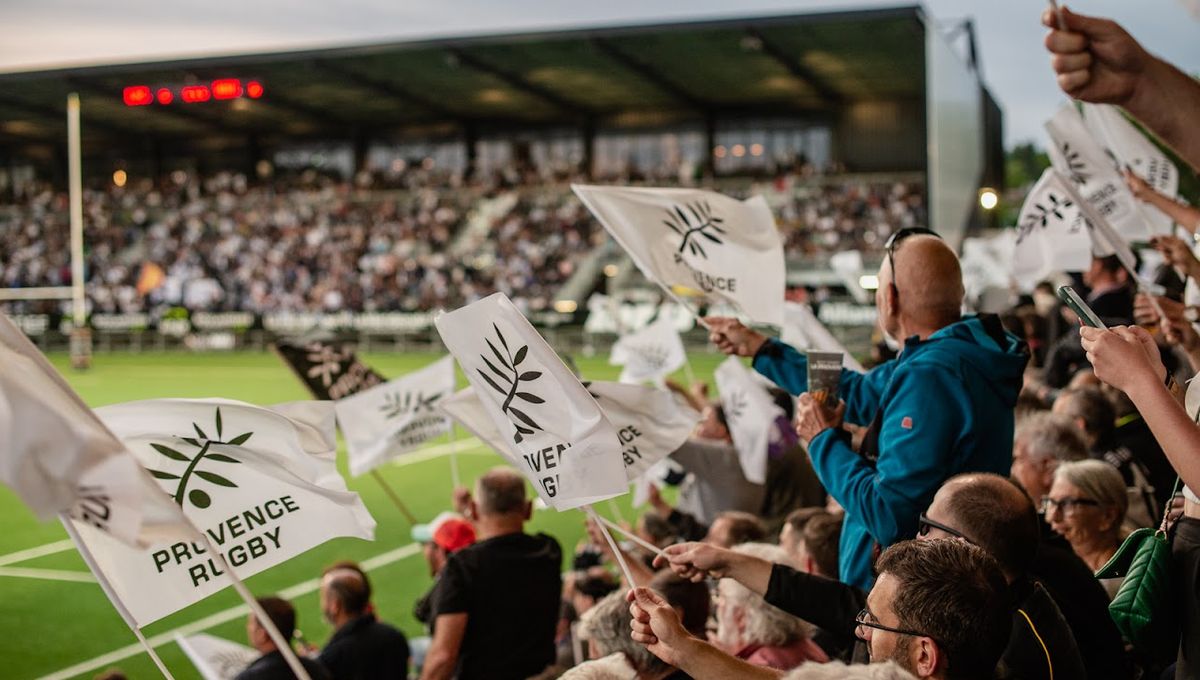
top-left (0, 6), bottom-right (927, 152)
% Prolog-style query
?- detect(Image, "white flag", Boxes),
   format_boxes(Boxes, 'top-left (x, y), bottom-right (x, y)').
top-left (1012, 168), bottom-right (1095, 290)
top-left (1045, 103), bottom-right (1156, 246)
top-left (175, 633), bottom-right (258, 680)
top-left (66, 399), bottom-right (376, 626)
top-left (610, 316), bottom-right (688, 385)
top-left (0, 313), bottom-right (190, 547)
top-left (780, 302), bottom-right (866, 373)
top-left (335, 356), bottom-right (455, 476)
top-left (1082, 102), bottom-right (1178, 235)
top-left (435, 293), bottom-right (627, 509)
top-left (573, 185), bottom-right (786, 327)
top-left (714, 357), bottom-right (784, 485)
top-left (440, 381), bottom-right (699, 485)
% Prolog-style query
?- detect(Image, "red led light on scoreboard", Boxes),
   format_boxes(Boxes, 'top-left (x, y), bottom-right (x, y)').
top-left (123, 85), bottom-right (152, 106)
top-left (123, 79), bottom-right (262, 106)
top-left (180, 85), bottom-right (211, 103)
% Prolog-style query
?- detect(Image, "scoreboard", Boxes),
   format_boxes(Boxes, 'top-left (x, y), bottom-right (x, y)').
top-left (123, 79), bottom-right (263, 107)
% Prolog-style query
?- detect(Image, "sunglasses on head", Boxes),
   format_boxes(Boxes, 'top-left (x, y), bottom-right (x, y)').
top-left (916, 514), bottom-right (970, 542)
top-left (884, 227), bottom-right (940, 296)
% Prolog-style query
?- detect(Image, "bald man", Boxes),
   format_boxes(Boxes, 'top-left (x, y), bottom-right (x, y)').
top-left (709, 231), bottom-right (1028, 588)
top-left (317, 563), bottom-right (409, 680)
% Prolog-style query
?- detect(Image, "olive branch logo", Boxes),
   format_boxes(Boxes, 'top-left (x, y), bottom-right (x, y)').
top-left (475, 323), bottom-right (545, 443)
top-left (663, 201), bottom-right (726, 258)
top-left (380, 391), bottom-right (443, 419)
top-left (631, 343), bottom-right (670, 372)
top-left (146, 407), bottom-right (248, 509)
top-left (1017, 191), bottom-right (1075, 244)
top-left (1060, 143), bottom-right (1090, 186)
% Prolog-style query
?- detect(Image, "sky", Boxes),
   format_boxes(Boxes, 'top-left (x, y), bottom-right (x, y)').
top-left (1, 0), bottom-right (1197, 150)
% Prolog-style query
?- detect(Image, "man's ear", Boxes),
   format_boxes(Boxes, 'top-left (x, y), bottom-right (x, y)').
top-left (466, 499), bottom-right (479, 522)
top-left (914, 637), bottom-right (941, 678)
top-left (522, 500), bottom-right (533, 521)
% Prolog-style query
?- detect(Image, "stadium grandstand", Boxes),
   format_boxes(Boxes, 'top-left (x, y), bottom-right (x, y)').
top-left (0, 5), bottom-right (1001, 351)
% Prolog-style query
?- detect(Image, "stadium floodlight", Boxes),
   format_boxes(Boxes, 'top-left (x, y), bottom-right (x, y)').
top-left (859, 275), bottom-right (880, 290)
top-left (979, 188), bottom-right (999, 211)
top-left (112, 169), bottom-right (127, 187)
top-left (554, 300), bottom-right (579, 313)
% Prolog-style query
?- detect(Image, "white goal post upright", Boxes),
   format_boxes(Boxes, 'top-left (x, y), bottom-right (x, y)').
top-left (0, 93), bottom-right (91, 367)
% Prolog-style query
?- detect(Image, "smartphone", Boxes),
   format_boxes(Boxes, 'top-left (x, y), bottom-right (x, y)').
top-left (1057, 286), bottom-right (1107, 329)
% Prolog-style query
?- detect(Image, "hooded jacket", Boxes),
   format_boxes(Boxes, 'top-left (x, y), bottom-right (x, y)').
top-left (753, 315), bottom-right (1029, 589)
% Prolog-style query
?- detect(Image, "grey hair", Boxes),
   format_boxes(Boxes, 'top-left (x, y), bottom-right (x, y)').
top-left (1053, 459), bottom-right (1128, 523)
top-left (783, 660), bottom-right (918, 680)
top-left (576, 590), bottom-right (671, 676)
top-left (1015, 412), bottom-right (1088, 464)
top-left (719, 543), bottom-right (811, 647)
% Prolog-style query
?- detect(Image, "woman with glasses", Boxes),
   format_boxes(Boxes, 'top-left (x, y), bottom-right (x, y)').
top-left (1044, 459), bottom-right (1130, 599)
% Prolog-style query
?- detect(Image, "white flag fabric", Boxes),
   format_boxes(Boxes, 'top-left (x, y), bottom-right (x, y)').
top-left (175, 633), bottom-right (258, 680)
top-left (714, 357), bottom-right (784, 485)
top-left (66, 398), bottom-right (376, 626)
top-left (1082, 102), bottom-right (1178, 235)
top-left (610, 316), bottom-right (688, 385)
top-left (435, 293), bottom-right (627, 509)
top-left (335, 356), bottom-right (455, 476)
top-left (1012, 168), bottom-right (1095, 290)
top-left (440, 381), bottom-right (699, 486)
top-left (780, 302), bottom-right (866, 373)
top-left (0, 313), bottom-right (190, 547)
top-left (1045, 104), bottom-right (1158, 247)
top-left (572, 184), bottom-right (786, 327)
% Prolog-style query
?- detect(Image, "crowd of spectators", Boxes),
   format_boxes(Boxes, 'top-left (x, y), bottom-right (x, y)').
top-left (0, 165), bottom-right (923, 319)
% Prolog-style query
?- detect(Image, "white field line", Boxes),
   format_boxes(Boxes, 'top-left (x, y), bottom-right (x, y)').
top-left (38, 542), bottom-right (421, 680)
top-left (0, 437), bottom-right (492, 570)
top-left (0, 566), bottom-right (97, 583)
top-left (0, 539), bottom-right (75, 567)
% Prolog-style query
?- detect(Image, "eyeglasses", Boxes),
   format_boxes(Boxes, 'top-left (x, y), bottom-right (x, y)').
top-left (1040, 496), bottom-right (1101, 515)
top-left (884, 227), bottom-right (940, 296)
top-left (917, 514), bottom-right (970, 542)
top-left (854, 608), bottom-right (933, 642)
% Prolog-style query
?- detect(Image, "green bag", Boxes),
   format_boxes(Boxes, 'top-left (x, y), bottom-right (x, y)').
top-left (1095, 482), bottom-right (1181, 663)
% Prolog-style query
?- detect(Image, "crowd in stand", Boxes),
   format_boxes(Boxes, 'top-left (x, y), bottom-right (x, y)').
top-left (76, 7), bottom-right (1200, 680)
top-left (0, 165), bottom-right (922, 319)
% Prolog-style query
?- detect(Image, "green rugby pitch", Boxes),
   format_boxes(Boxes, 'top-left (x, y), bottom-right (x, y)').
top-left (0, 350), bottom-right (726, 680)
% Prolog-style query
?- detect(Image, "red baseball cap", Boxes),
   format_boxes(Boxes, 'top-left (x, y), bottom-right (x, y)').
top-left (412, 512), bottom-right (476, 553)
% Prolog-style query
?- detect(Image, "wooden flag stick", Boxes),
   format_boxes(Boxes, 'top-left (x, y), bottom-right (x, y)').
top-left (585, 505), bottom-right (637, 586)
top-left (61, 518), bottom-right (177, 680)
top-left (448, 425), bottom-right (463, 490)
top-left (606, 497), bottom-right (627, 526)
top-left (370, 470), bottom-right (418, 524)
top-left (596, 513), bottom-right (667, 559)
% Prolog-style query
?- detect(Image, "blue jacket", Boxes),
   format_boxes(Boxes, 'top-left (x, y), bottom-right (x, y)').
top-left (753, 316), bottom-right (1028, 589)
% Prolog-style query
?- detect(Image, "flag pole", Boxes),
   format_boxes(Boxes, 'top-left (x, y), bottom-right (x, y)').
top-left (60, 518), bottom-right (177, 680)
top-left (585, 505), bottom-right (637, 586)
top-left (595, 513), bottom-right (667, 559)
top-left (606, 498), bottom-right (628, 526)
top-left (662, 287), bottom-right (713, 331)
top-left (448, 424), bottom-right (463, 490)
top-left (370, 469), bottom-right (419, 524)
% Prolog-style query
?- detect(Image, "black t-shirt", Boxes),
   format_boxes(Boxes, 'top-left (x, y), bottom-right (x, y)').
top-left (430, 531), bottom-right (562, 680)
top-left (318, 613), bottom-right (409, 680)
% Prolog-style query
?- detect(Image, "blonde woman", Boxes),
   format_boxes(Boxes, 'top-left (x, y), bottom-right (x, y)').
top-left (1045, 460), bottom-right (1129, 599)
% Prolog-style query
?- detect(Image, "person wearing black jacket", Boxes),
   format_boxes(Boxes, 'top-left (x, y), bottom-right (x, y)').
top-left (655, 473), bottom-right (1093, 679)
top-left (317, 566), bottom-right (409, 680)
top-left (235, 597), bottom-right (332, 680)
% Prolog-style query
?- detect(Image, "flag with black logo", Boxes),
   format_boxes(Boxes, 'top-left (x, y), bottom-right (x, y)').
top-left (610, 316), bottom-right (688, 385)
top-left (435, 293), bottom-right (627, 509)
top-left (1082, 102), bottom-right (1178, 234)
top-left (440, 381), bottom-right (700, 484)
top-left (0, 312), bottom-right (191, 547)
top-left (335, 356), bottom-right (456, 476)
top-left (572, 185), bottom-right (785, 327)
top-left (1045, 104), bottom-right (1158, 247)
top-left (273, 340), bottom-right (385, 401)
top-left (175, 633), bottom-right (258, 680)
top-left (714, 357), bottom-right (783, 485)
top-left (65, 398), bottom-right (376, 626)
top-left (1012, 168), bottom-right (1094, 290)
top-left (780, 302), bottom-right (865, 372)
